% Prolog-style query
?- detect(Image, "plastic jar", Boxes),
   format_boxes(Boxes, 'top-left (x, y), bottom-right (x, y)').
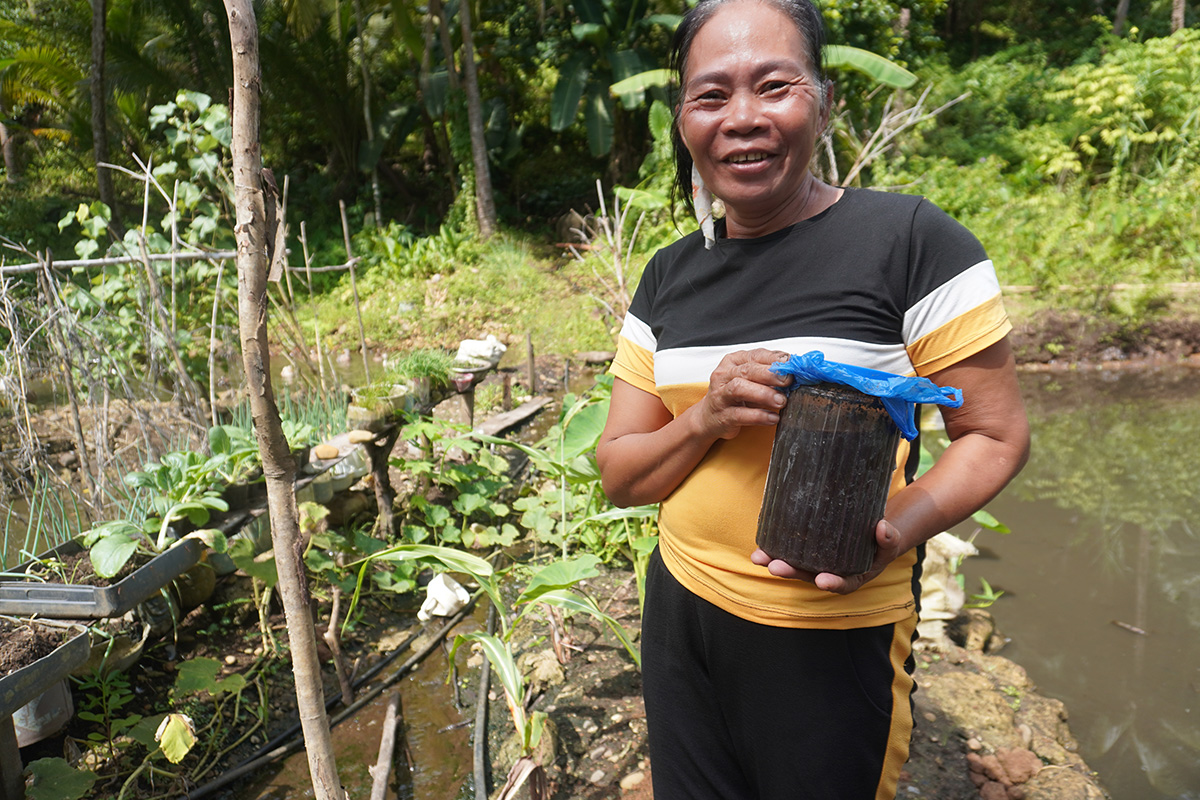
top-left (755, 382), bottom-right (901, 576)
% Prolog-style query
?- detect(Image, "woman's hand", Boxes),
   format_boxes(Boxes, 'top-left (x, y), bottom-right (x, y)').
top-left (750, 518), bottom-right (906, 594)
top-left (694, 349), bottom-right (793, 440)
top-left (597, 349), bottom-right (792, 508)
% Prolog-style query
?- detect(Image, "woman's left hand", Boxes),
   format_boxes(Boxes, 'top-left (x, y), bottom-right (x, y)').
top-left (750, 518), bottom-right (906, 594)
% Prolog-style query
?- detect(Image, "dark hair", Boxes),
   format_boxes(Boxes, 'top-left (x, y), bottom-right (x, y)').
top-left (669, 0), bottom-right (828, 217)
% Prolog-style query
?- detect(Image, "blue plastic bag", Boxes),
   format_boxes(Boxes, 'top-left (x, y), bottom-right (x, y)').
top-left (770, 351), bottom-right (963, 441)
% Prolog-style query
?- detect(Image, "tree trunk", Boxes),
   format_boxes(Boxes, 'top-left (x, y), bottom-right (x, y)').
top-left (222, 2), bottom-right (346, 799)
top-left (1113, 0), bottom-right (1131, 36)
top-left (0, 119), bottom-right (16, 182)
top-left (1172, 0), bottom-right (1185, 32)
top-left (90, 0), bottom-right (116, 214)
top-left (459, 0), bottom-right (497, 238)
top-left (431, 0), bottom-right (460, 91)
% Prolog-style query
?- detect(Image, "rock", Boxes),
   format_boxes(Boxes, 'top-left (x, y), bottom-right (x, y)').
top-left (980, 753), bottom-right (1008, 783)
top-left (981, 781), bottom-right (1009, 800)
top-left (922, 671), bottom-right (1017, 743)
top-left (56, 450), bottom-right (78, 468)
top-left (313, 443), bottom-right (340, 460)
top-left (997, 747), bottom-right (1041, 784)
top-left (1021, 765), bottom-right (1107, 799)
top-left (589, 769), bottom-right (606, 785)
top-left (619, 770), bottom-right (645, 790)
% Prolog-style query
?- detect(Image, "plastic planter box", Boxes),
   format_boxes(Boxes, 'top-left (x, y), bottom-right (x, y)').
top-left (0, 619), bottom-right (89, 800)
top-left (0, 538), bottom-right (204, 619)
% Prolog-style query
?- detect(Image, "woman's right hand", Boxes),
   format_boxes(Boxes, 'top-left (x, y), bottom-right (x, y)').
top-left (693, 349), bottom-right (793, 440)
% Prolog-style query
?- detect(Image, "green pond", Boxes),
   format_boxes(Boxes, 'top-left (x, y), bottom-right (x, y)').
top-left (957, 368), bottom-right (1200, 800)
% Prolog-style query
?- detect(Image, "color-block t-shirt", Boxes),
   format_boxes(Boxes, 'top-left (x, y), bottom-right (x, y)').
top-left (610, 188), bottom-right (1010, 629)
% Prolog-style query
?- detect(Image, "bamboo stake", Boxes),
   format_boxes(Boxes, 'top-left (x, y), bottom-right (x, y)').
top-left (339, 200), bottom-right (371, 384)
top-left (299, 222), bottom-right (327, 392)
top-left (369, 693), bottom-right (402, 800)
top-left (209, 259), bottom-right (226, 428)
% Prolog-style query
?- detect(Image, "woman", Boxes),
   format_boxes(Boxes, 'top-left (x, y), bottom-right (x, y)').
top-left (595, 1), bottom-right (1031, 798)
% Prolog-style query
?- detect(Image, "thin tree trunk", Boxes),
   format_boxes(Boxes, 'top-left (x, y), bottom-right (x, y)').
top-left (459, 0), bottom-right (497, 238)
top-left (0, 118), bottom-right (17, 182)
top-left (353, 0), bottom-right (383, 227)
top-left (1114, 0), bottom-right (1131, 36)
top-left (1172, 0), bottom-right (1185, 32)
top-left (223, 3), bottom-right (346, 799)
top-left (431, 0), bottom-right (460, 91)
top-left (90, 0), bottom-right (116, 215)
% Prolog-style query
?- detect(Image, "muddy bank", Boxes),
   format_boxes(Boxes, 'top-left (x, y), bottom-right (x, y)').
top-left (491, 563), bottom-right (1109, 800)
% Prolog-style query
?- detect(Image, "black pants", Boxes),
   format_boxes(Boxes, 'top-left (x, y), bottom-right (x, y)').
top-left (642, 549), bottom-right (916, 800)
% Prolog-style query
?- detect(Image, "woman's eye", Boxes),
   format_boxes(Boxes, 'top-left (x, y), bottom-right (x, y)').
top-left (762, 81), bottom-right (790, 94)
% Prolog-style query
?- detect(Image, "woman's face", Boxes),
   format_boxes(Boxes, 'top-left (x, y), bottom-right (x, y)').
top-left (679, 1), bottom-right (829, 233)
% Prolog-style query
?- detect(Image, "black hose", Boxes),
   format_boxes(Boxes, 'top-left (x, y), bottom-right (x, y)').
top-left (183, 594), bottom-right (480, 799)
top-left (473, 602), bottom-right (496, 800)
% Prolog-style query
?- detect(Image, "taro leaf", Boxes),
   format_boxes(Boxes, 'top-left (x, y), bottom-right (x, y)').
top-left (174, 656), bottom-right (247, 698)
top-left (824, 45), bottom-right (918, 89)
top-left (517, 554), bottom-right (601, 605)
top-left (128, 714), bottom-right (167, 748)
top-left (156, 713), bottom-right (197, 763)
top-left (518, 504), bottom-right (558, 542)
top-left (91, 531), bottom-right (141, 579)
top-left (25, 757), bottom-right (97, 800)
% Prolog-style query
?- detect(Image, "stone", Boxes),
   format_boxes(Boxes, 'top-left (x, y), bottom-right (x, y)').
top-left (997, 747), bottom-right (1042, 784)
top-left (980, 753), bottom-right (1009, 784)
top-left (313, 443), bottom-right (340, 460)
top-left (1021, 765), bottom-right (1107, 799)
top-left (981, 781), bottom-right (1009, 800)
top-left (619, 770), bottom-right (645, 790)
top-left (589, 769), bottom-right (606, 785)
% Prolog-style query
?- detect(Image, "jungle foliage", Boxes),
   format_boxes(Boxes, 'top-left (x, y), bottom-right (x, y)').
top-left (1, 0), bottom-right (1198, 352)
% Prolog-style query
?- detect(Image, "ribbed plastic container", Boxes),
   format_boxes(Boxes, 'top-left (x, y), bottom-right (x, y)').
top-left (755, 382), bottom-right (901, 576)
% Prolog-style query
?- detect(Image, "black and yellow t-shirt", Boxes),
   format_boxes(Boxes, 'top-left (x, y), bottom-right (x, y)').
top-left (611, 188), bottom-right (1011, 629)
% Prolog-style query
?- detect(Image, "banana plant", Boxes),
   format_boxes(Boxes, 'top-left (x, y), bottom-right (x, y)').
top-left (549, 0), bottom-right (681, 156)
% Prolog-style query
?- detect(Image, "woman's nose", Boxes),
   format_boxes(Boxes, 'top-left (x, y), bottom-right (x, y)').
top-left (722, 90), bottom-right (764, 133)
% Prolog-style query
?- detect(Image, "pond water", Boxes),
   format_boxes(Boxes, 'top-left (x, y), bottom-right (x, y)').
top-left (956, 368), bottom-right (1200, 800)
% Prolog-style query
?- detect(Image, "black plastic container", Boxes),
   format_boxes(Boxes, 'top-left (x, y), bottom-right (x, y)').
top-left (0, 538), bottom-right (204, 619)
top-left (756, 382), bottom-right (901, 576)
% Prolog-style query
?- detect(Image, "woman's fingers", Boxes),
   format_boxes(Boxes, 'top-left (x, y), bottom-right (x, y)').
top-left (751, 519), bottom-right (904, 594)
top-left (699, 349), bottom-right (792, 439)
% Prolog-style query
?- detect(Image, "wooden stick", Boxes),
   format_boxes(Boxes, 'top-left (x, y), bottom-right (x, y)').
top-left (340, 200), bottom-right (371, 385)
top-left (369, 693), bottom-right (403, 800)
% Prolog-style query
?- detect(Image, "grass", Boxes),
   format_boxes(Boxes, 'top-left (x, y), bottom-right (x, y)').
top-left (289, 232), bottom-right (617, 359)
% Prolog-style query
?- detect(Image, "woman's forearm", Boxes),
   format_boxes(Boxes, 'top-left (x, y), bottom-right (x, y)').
top-left (885, 427), bottom-right (1029, 553)
top-left (597, 404), bottom-right (721, 507)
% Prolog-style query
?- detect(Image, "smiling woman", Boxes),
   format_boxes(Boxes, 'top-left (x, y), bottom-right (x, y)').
top-left (594, 0), bottom-right (1031, 798)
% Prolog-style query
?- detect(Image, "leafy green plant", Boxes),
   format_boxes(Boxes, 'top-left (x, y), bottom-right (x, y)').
top-left (74, 668), bottom-right (142, 764)
top-left (391, 417), bottom-right (519, 549)
top-left (123, 450), bottom-right (228, 545)
top-left (478, 375), bottom-right (658, 561)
